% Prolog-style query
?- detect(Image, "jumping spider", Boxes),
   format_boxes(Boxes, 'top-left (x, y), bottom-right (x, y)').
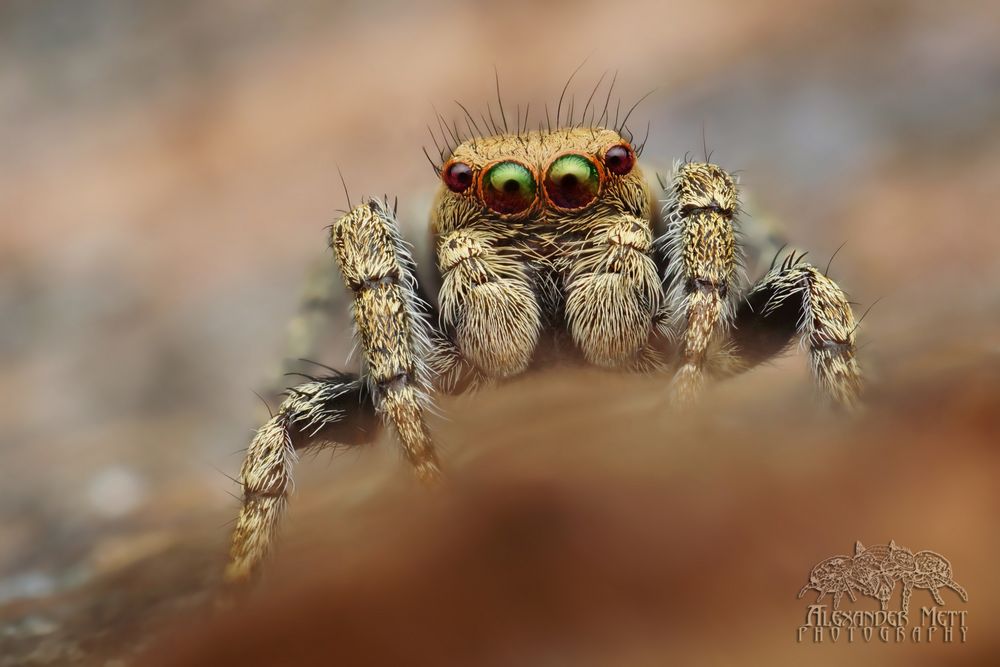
top-left (225, 102), bottom-right (863, 583)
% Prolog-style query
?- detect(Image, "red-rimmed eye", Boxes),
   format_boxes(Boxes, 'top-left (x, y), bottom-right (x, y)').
top-left (443, 161), bottom-right (474, 192)
top-left (604, 144), bottom-right (635, 175)
top-left (543, 153), bottom-right (601, 210)
top-left (481, 161), bottom-right (537, 215)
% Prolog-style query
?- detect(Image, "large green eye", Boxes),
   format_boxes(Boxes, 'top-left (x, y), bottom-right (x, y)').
top-left (481, 161), bottom-right (536, 215)
top-left (544, 153), bottom-right (601, 210)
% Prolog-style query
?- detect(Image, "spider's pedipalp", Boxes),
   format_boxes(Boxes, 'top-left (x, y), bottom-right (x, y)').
top-left (437, 228), bottom-right (541, 379)
top-left (565, 213), bottom-right (661, 368)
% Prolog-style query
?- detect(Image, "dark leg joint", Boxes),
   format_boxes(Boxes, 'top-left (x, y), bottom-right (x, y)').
top-left (688, 277), bottom-right (727, 296)
top-left (680, 203), bottom-right (734, 218)
top-left (374, 371), bottom-right (412, 395)
top-left (812, 338), bottom-right (851, 353)
top-left (243, 488), bottom-right (285, 501)
top-left (349, 272), bottom-right (399, 293)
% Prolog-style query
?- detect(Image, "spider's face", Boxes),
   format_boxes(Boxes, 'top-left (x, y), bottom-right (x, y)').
top-left (431, 127), bottom-right (650, 230)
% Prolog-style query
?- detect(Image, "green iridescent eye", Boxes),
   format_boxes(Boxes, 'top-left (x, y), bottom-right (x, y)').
top-left (481, 161), bottom-right (536, 215)
top-left (543, 153), bottom-right (601, 210)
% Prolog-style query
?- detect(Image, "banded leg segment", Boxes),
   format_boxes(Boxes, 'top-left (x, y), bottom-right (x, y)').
top-left (565, 214), bottom-right (661, 368)
top-left (733, 255), bottom-right (862, 409)
top-left (331, 199), bottom-right (441, 482)
top-left (659, 162), bottom-right (740, 403)
top-left (226, 374), bottom-right (375, 583)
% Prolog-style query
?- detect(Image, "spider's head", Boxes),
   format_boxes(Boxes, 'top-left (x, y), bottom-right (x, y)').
top-left (431, 127), bottom-right (650, 230)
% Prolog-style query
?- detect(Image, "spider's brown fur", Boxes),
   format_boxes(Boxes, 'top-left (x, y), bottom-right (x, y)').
top-left (225, 123), bottom-right (862, 585)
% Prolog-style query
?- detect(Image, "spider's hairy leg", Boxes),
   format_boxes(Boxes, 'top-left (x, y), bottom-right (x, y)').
top-left (659, 162), bottom-right (740, 404)
top-left (331, 198), bottom-right (442, 480)
top-left (565, 214), bottom-right (661, 368)
top-left (226, 374), bottom-right (376, 584)
top-left (437, 228), bottom-right (541, 379)
top-left (732, 256), bottom-right (862, 409)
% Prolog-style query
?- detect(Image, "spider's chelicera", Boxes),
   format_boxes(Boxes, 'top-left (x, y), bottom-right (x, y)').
top-left (225, 99), bottom-right (863, 585)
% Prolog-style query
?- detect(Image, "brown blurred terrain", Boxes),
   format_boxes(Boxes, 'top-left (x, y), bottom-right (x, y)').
top-left (1, 0), bottom-right (999, 664)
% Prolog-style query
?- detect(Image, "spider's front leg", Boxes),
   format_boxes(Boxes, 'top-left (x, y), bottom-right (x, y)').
top-left (226, 198), bottom-right (440, 584)
top-left (658, 162), bottom-right (740, 404)
top-left (329, 198), bottom-right (441, 481)
top-left (732, 254), bottom-right (862, 409)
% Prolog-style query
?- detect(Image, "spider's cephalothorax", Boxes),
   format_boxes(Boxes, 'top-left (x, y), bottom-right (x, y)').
top-left (224, 124), bottom-right (862, 584)
top-left (432, 128), bottom-right (661, 383)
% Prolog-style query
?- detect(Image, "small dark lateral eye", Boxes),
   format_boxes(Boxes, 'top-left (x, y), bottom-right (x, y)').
top-left (604, 144), bottom-right (635, 175)
top-left (443, 162), bottom-right (474, 192)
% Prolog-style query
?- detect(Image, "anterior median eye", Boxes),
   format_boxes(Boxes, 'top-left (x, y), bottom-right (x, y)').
top-left (481, 161), bottom-right (537, 215)
top-left (544, 153), bottom-right (601, 210)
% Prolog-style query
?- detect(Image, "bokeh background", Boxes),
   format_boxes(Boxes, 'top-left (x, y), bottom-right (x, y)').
top-left (1, 0), bottom-right (998, 664)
